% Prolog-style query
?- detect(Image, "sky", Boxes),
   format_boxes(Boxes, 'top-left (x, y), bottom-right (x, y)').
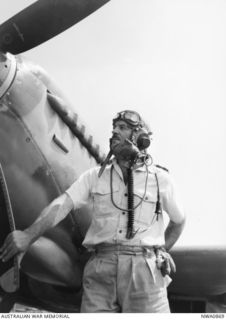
top-left (1, 0), bottom-right (226, 246)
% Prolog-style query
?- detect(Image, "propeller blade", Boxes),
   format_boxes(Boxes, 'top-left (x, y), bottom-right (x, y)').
top-left (0, 0), bottom-right (110, 54)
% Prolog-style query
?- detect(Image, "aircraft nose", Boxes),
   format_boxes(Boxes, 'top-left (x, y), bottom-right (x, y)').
top-left (0, 53), bottom-right (17, 99)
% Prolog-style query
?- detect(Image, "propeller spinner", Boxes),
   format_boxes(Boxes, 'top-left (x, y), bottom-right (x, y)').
top-left (0, 0), bottom-right (110, 54)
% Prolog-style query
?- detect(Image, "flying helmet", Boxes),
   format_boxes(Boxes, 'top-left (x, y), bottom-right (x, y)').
top-left (113, 110), bottom-right (152, 150)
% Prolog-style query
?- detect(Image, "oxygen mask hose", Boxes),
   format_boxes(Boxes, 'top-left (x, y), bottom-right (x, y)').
top-left (126, 167), bottom-right (135, 239)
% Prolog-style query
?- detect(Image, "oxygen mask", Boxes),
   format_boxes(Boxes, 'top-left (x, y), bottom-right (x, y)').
top-left (110, 137), bottom-right (140, 163)
top-left (98, 136), bottom-right (141, 178)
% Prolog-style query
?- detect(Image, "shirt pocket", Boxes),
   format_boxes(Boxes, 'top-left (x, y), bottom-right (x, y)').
top-left (92, 183), bottom-right (119, 217)
top-left (134, 189), bottom-right (157, 226)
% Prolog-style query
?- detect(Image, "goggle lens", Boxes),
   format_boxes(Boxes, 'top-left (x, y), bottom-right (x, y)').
top-left (114, 110), bottom-right (142, 126)
top-left (124, 111), bottom-right (140, 123)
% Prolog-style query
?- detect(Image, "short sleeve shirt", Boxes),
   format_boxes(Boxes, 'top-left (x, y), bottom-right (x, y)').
top-left (66, 159), bottom-right (184, 250)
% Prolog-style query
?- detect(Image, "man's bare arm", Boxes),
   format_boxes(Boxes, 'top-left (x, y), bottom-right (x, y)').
top-left (164, 218), bottom-right (186, 252)
top-left (0, 193), bottom-right (73, 262)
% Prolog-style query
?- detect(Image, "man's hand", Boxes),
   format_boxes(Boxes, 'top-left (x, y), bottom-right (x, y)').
top-left (0, 230), bottom-right (31, 262)
top-left (155, 247), bottom-right (176, 276)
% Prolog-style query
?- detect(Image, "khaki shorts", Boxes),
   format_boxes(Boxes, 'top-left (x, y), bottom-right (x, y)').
top-left (80, 246), bottom-right (171, 313)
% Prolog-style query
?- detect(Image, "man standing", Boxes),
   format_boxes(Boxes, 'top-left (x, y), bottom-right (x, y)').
top-left (0, 110), bottom-right (185, 312)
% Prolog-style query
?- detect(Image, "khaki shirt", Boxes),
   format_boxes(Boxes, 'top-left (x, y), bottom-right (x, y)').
top-left (66, 159), bottom-right (184, 249)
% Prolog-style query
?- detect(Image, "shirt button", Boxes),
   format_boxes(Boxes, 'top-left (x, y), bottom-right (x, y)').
top-left (124, 193), bottom-right (128, 197)
top-left (122, 212), bottom-right (126, 215)
top-left (119, 230), bottom-right (122, 233)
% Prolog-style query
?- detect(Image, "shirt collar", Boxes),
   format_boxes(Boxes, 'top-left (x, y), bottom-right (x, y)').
top-left (111, 158), bottom-right (155, 177)
top-left (135, 163), bottom-right (156, 174)
top-left (112, 158), bottom-right (124, 180)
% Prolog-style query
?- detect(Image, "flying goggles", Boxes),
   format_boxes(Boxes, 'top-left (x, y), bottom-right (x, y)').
top-left (113, 110), bottom-right (145, 128)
